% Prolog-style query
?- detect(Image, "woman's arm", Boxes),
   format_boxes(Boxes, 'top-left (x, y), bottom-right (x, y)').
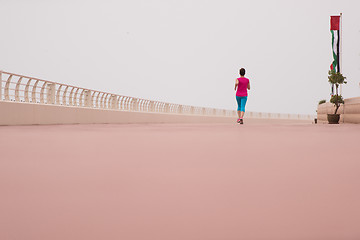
top-left (247, 82), bottom-right (250, 90)
top-left (234, 79), bottom-right (239, 91)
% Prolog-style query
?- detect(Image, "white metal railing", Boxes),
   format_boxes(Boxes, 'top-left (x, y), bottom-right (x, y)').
top-left (0, 70), bottom-right (313, 120)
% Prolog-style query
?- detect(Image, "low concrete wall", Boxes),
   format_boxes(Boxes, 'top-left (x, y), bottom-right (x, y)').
top-left (0, 101), bottom-right (311, 126)
top-left (317, 97), bottom-right (360, 123)
top-left (0, 101), bottom-right (237, 125)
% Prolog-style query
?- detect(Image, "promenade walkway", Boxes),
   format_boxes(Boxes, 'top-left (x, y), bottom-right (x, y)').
top-left (1, 121), bottom-right (359, 240)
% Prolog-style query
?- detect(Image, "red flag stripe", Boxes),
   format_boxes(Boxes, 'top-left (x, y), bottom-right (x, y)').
top-left (330, 16), bottom-right (340, 30)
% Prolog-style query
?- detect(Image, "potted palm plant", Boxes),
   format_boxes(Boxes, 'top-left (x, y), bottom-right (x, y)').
top-left (327, 70), bottom-right (347, 124)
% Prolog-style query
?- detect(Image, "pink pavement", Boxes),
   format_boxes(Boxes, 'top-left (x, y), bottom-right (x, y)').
top-left (1, 122), bottom-right (360, 240)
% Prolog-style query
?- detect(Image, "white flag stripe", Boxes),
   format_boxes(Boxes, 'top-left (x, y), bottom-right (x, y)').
top-left (333, 30), bottom-right (338, 56)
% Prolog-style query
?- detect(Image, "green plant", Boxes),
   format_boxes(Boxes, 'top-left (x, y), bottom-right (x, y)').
top-left (330, 95), bottom-right (344, 104)
top-left (318, 99), bottom-right (326, 105)
top-left (328, 70), bottom-right (347, 114)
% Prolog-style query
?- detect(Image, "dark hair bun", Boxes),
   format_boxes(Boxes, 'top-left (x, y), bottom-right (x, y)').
top-left (239, 68), bottom-right (246, 76)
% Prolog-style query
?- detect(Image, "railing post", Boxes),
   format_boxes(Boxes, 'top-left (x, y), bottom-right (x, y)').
top-left (178, 105), bottom-right (183, 114)
top-left (110, 95), bottom-right (117, 110)
top-left (84, 90), bottom-right (92, 107)
top-left (15, 77), bottom-right (23, 102)
top-left (4, 75), bottom-right (12, 101)
top-left (133, 98), bottom-right (138, 111)
top-left (149, 101), bottom-right (154, 112)
top-left (47, 83), bottom-right (55, 104)
top-left (116, 96), bottom-right (120, 110)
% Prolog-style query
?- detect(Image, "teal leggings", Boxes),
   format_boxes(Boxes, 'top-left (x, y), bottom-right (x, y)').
top-left (236, 96), bottom-right (247, 112)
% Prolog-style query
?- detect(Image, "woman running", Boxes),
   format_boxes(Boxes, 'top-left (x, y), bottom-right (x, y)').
top-left (234, 68), bottom-right (250, 124)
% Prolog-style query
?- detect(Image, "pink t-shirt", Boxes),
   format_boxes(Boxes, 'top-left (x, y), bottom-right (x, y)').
top-left (236, 77), bottom-right (249, 97)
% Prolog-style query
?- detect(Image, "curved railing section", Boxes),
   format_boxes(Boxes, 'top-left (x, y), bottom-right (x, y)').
top-left (0, 70), bottom-right (313, 120)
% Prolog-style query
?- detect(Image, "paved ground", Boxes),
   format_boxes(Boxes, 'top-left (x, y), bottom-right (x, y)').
top-left (1, 121), bottom-right (360, 240)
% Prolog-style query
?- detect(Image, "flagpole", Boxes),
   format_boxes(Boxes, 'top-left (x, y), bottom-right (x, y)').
top-left (340, 13), bottom-right (344, 122)
top-left (340, 12), bottom-right (343, 95)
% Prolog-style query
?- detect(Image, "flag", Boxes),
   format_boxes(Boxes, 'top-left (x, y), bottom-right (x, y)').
top-left (330, 16), bottom-right (340, 72)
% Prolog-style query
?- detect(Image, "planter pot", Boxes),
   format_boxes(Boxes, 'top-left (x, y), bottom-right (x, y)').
top-left (327, 114), bottom-right (340, 124)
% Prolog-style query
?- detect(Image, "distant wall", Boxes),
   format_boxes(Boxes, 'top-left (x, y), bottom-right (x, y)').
top-left (317, 97), bottom-right (360, 123)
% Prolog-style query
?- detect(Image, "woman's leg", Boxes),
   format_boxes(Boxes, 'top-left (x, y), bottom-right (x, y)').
top-left (236, 96), bottom-right (241, 119)
top-left (240, 96), bottom-right (248, 118)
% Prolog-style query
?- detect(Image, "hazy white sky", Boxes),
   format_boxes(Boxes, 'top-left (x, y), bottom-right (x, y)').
top-left (1, 0), bottom-right (360, 114)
